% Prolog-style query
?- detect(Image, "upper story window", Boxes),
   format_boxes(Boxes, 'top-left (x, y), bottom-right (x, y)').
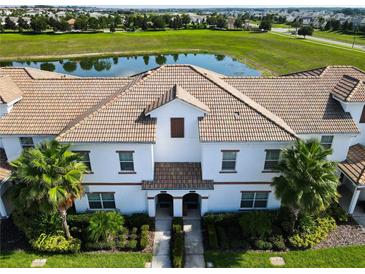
top-left (118, 151), bottom-right (135, 173)
top-left (74, 151), bottom-right (92, 173)
top-left (241, 191), bottom-right (269, 209)
top-left (170, 118), bottom-right (184, 138)
top-left (19, 137), bottom-right (34, 150)
top-left (87, 192), bottom-right (116, 209)
top-left (221, 150), bottom-right (238, 172)
top-left (320, 136), bottom-right (334, 149)
top-left (360, 106), bottom-right (365, 123)
top-left (264, 149), bottom-right (281, 171)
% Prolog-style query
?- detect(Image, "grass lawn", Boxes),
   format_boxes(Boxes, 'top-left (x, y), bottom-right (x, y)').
top-left (1, 30), bottom-right (365, 75)
top-left (0, 250), bottom-right (152, 268)
top-left (205, 245), bottom-right (365, 268)
top-left (313, 30), bottom-right (365, 46)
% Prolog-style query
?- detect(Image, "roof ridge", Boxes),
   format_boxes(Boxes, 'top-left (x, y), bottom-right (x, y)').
top-left (56, 66), bottom-right (164, 140)
top-left (189, 65), bottom-right (298, 139)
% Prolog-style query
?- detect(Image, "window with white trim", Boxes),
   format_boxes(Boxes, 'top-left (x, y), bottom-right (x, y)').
top-left (87, 192), bottom-right (116, 209)
top-left (19, 137), bottom-right (34, 149)
top-left (118, 151), bottom-right (135, 172)
top-left (240, 192), bottom-right (269, 208)
top-left (264, 150), bottom-right (281, 171)
top-left (320, 136), bottom-right (334, 149)
top-left (74, 151), bottom-right (92, 172)
top-left (221, 151), bottom-right (237, 171)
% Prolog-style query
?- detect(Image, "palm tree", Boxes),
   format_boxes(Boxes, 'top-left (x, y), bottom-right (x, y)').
top-left (11, 140), bottom-right (87, 239)
top-left (272, 139), bottom-right (339, 218)
top-left (88, 211), bottom-right (124, 243)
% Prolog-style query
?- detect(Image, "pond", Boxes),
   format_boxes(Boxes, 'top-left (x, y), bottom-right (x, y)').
top-left (1, 53), bottom-right (261, 77)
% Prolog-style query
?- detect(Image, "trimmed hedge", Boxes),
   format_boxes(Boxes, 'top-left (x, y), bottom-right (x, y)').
top-left (171, 218), bottom-right (184, 268)
top-left (140, 225), bottom-right (150, 249)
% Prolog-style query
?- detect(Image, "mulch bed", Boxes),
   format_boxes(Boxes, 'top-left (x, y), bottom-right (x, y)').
top-left (314, 219), bottom-right (365, 249)
top-left (0, 217), bottom-right (29, 252)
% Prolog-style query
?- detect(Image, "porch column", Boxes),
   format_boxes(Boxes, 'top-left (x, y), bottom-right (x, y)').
top-left (348, 188), bottom-right (361, 215)
top-left (147, 197), bottom-right (156, 217)
top-left (173, 197), bottom-right (183, 217)
top-left (0, 198), bottom-right (8, 218)
top-left (201, 196), bottom-right (209, 216)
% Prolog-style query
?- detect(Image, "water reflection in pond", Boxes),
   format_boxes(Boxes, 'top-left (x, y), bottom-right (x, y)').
top-left (2, 53), bottom-right (261, 77)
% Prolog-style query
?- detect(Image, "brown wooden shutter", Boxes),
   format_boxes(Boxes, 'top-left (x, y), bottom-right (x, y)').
top-left (170, 118), bottom-right (184, 138)
top-left (360, 106), bottom-right (365, 123)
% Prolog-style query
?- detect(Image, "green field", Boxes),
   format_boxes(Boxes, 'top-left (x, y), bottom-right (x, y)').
top-left (205, 245), bottom-right (365, 268)
top-left (1, 30), bottom-right (365, 75)
top-left (314, 30), bottom-right (365, 46)
top-left (0, 250), bottom-right (152, 268)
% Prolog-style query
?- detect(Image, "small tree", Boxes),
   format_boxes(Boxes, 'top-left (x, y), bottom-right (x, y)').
top-left (272, 139), bottom-right (339, 219)
top-left (88, 211), bottom-right (124, 242)
top-left (259, 19), bottom-right (272, 31)
top-left (30, 16), bottom-right (48, 33)
top-left (5, 16), bottom-right (17, 30)
top-left (11, 140), bottom-right (87, 239)
top-left (298, 26), bottom-right (314, 38)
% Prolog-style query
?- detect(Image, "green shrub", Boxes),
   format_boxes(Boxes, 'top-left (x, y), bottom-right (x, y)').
top-left (326, 203), bottom-right (348, 223)
top-left (12, 209), bottom-right (61, 240)
top-left (289, 216), bottom-right (336, 249)
top-left (84, 240), bottom-right (116, 251)
top-left (269, 235), bottom-right (286, 251)
top-left (171, 217), bottom-right (184, 268)
top-left (277, 207), bottom-right (296, 236)
top-left (239, 211), bottom-right (273, 238)
top-left (217, 227), bottom-right (229, 250)
top-left (127, 239), bottom-right (138, 250)
top-left (88, 211), bottom-right (124, 242)
top-left (31, 233), bottom-right (80, 253)
top-left (140, 225), bottom-right (150, 249)
top-left (125, 213), bottom-right (154, 229)
top-left (207, 223), bottom-right (219, 250)
top-left (254, 239), bottom-right (273, 250)
top-left (67, 213), bottom-right (94, 242)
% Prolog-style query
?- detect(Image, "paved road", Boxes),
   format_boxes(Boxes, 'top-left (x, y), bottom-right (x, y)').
top-left (184, 218), bottom-right (205, 268)
top-left (151, 218), bottom-right (172, 268)
top-left (272, 28), bottom-right (365, 51)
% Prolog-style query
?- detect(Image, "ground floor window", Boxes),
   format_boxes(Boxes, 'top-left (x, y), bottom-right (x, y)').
top-left (87, 192), bottom-right (116, 209)
top-left (240, 191), bottom-right (269, 209)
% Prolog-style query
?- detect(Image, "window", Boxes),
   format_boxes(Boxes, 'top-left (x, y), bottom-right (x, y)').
top-left (87, 192), bottom-right (116, 209)
top-left (170, 118), bottom-right (184, 138)
top-left (221, 150), bottom-right (237, 171)
top-left (320, 136), bottom-right (334, 149)
top-left (74, 151), bottom-right (92, 172)
top-left (19, 137), bottom-right (34, 149)
top-left (264, 150), bottom-right (281, 171)
top-left (360, 106), bottom-right (365, 123)
top-left (241, 191), bottom-right (269, 208)
top-left (118, 151), bottom-right (135, 172)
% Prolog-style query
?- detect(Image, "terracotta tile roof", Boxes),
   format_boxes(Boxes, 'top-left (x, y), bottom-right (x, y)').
top-left (0, 75), bottom-right (23, 104)
top-left (56, 65), bottom-right (296, 142)
top-left (338, 144), bottom-right (365, 186)
top-left (0, 65), bottom-right (362, 142)
top-left (145, 84), bottom-right (210, 114)
top-left (282, 67), bottom-right (326, 77)
top-left (142, 162), bottom-right (214, 190)
top-left (331, 75), bottom-right (365, 102)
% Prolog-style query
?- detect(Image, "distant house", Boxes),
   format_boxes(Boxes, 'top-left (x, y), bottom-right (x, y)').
top-left (302, 16), bottom-right (313, 26)
top-left (227, 16), bottom-right (235, 29)
top-left (67, 18), bottom-right (76, 30)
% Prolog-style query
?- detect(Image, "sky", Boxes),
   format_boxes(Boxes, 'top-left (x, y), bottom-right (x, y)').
top-left (0, 0), bottom-right (364, 8)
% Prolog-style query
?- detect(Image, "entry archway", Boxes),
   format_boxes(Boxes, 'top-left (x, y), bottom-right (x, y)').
top-left (183, 193), bottom-right (201, 217)
top-left (155, 193), bottom-right (173, 218)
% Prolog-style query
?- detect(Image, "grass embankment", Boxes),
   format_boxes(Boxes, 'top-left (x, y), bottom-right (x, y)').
top-left (313, 30), bottom-right (365, 46)
top-left (0, 250), bottom-right (152, 268)
top-left (1, 30), bottom-right (365, 74)
top-left (205, 245), bottom-right (365, 268)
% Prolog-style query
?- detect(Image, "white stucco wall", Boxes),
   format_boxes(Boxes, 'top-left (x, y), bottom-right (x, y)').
top-left (74, 185), bottom-right (147, 214)
top-left (299, 134), bottom-right (354, 161)
top-left (70, 143), bottom-right (154, 183)
top-left (339, 101), bottom-right (365, 146)
top-left (208, 184), bottom-right (281, 212)
top-left (201, 141), bottom-right (289, 182)
top-left (1, 135), bottom-right (53, 161)
top-left (149, 99), bottom-right (205, 162)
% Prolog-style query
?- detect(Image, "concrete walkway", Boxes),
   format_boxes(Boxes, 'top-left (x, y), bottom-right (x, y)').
top-left (151, 218), bottom-right (172, 268)
top-left (183, 218), bottom-right (205, 268)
